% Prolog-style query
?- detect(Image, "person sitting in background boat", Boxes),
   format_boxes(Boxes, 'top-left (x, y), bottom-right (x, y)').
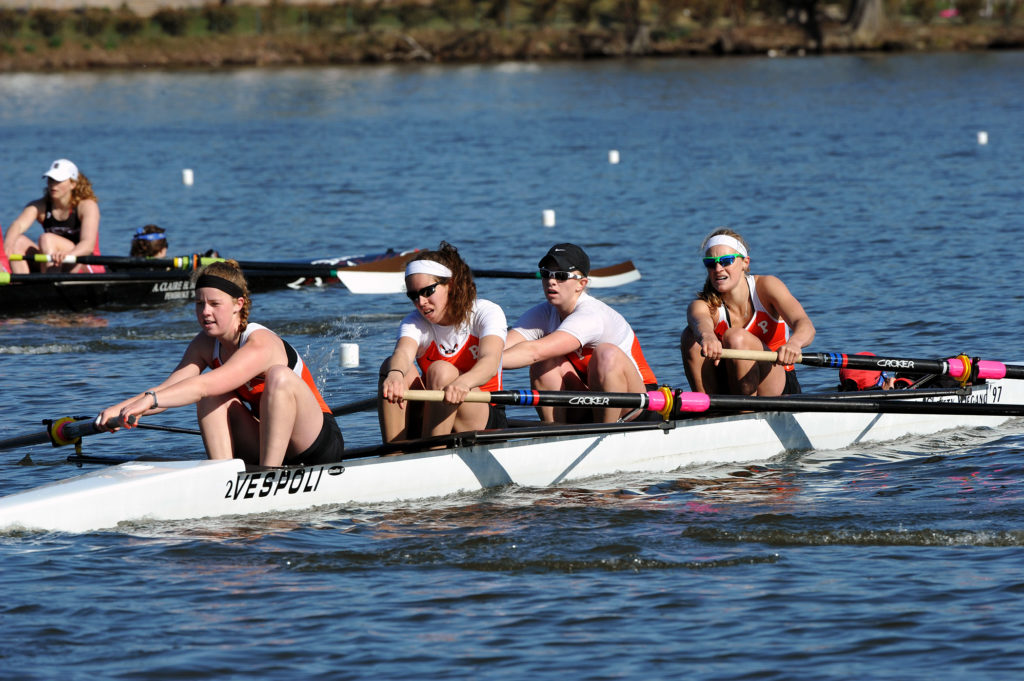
top-left (3, 159), bottom-right (105, 274)
top-left (837, 352), bottom-right (894, 391)
top-left (96, 260), bottom-right (343, 467)
top-left (680, 228), bottom-right (814, 396)
top-left (379, 241), bottom-right (507, 443)
top-left (502, 243), bottom-right (658, 424)
top-left (130, 224), bottom-right (168, 259)
top-left (0, 222), bottom-right (10, 274)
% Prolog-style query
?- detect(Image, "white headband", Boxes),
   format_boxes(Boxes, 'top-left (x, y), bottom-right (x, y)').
top-left (405, 259), bottom-right (453, 279)
top-left (701, 234), bottom-right (748, 258)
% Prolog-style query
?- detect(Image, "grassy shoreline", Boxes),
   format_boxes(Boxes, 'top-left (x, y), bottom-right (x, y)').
top-left (1, 3), bottom-right (1022, 72)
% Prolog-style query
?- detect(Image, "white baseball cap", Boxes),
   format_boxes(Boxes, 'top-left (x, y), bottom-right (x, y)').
top-left (43, 159), bottom-right (79, 182)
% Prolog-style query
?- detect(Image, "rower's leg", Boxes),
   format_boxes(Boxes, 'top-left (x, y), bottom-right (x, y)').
top-left (377, 360), bottom-right (424, 443)
top-left (680, 326), bottom-right (721, 393)
top-left (587, 343), bottom-right (647, 422)
top-left (258, 365), bottom-right (326, 467)
top-left (421, 360), bottom-right (490, 437)
top-left (197, 393), bottom-right (259, 463)
top-left (7, 235), bottom-right (38, 274)
top-left (720, 327), bottom-right (783, 396)
top-left (529, 357), bottom-right (587, 423)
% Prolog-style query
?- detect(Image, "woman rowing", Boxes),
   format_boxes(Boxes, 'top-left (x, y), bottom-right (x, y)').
top-left (680, 228), bottom-right (815, 396)
top-left (379, 241), bottom-right (507, 443)
top-left (96, 260), bottom-right (343, 467)
top-left (502, 243), bottom-right (658, 423)
top-left (3, 159), bottom-right (105, 274)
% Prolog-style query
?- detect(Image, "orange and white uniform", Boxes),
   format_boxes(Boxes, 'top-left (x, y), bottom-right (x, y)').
top-left (211, 322), bottom-right (330, 417)
top-left (512, 291), bottom-right (658, 385)
top-left (399, 299), bottom-right (507, 392)
top-left (714, 274), bottom-right (792, 368)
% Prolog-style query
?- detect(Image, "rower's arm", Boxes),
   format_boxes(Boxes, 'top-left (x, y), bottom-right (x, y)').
top-left (501, 330), bottom-right (581, 370)
top-left (759, 275), bottom-right (815, 362)
top-left (68, 199), bottom-right (100, 258)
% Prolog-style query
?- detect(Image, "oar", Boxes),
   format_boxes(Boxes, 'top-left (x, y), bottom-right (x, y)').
top-left (402, 388), bottom-right (676, 418)
top-left (719, 349), bottom-right (1024, 381)
top-left (9, 252), bottom-right (393, 273)
top-left (0, 417), bottom-right (102, 452)
top-left (336, 259), bottom-right (642, 294)
top-left (402, 387), bottom-right (1024, 418)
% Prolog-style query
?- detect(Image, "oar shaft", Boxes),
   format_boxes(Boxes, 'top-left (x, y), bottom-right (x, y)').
top-left (402, 389), bottom-right (672, 413)
top-left (0, 418), bottom-right (100, 452)
top-left (688, 392), bottom-right (1024, 417)
top-left (718, 349), bottom-right (1024, 381)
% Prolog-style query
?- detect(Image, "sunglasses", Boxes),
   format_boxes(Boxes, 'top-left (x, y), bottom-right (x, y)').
top-left (539, 269), bottom-right (585, 282)
top-left (406, 281), bottom-right (442, 301)
top-left (702, 253), bottom-right (745, 268)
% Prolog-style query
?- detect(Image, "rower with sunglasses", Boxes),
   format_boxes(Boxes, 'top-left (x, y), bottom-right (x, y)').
top-left (503, 243), bottom-right (658, 424)
top-left (379, 242), bottom-right (508, 443)
top-left (680, 228), bottom-right (815, 396)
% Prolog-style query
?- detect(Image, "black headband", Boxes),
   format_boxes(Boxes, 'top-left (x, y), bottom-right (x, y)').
top-left (195, 273), bottom-right (245, 299)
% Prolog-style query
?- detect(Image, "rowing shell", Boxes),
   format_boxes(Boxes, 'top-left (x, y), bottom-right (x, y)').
top-left (0, 250), bottom-right (409, 316)
top-left (1, 378), bottom-right (1020, 534)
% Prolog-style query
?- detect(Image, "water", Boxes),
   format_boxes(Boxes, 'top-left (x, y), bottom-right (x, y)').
top-left (2, 52), bottom-right (1024, 679)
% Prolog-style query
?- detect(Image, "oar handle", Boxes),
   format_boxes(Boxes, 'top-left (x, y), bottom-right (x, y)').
top-left (717, 349), bottom-right (785, 362)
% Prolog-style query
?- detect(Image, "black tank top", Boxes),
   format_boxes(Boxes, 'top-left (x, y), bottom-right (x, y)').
top-left (42, 197), bottom-right (80, 241)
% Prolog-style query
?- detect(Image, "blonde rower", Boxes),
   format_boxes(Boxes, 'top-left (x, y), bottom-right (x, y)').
top-left (680, 228), bottom-right (815, 396)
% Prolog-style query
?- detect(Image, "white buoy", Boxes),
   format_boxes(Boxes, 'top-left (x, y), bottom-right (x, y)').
top-left (340, 343), bottom-right (359, 368)
top-left (542, 209), bottom-right (556, 228)
top-left (977, 131), bottom-right (988, 145)
top-left (182, 168), bottom-right (194, 186)
top-left (608, 150), bottom-right (620, 165)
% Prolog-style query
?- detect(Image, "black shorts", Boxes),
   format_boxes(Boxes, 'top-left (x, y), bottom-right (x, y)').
top-left (289, 412), bottom-right (344, 466)
top-left (485, 404), bottom-right (507, 430)
top-left (783, 369), bottom-right (801, 395)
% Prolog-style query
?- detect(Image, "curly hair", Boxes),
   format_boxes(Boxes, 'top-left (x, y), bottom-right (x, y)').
top-left (69, 173), bottom-right (97, 209)
top-left (195, 259), bottom-right (252, 332)
top-left (410, 241), bottom-right (476, 329)
top-left (130, 224), bottom-right (167, 258)
top-left (696, 227), bottom-right (751, 317)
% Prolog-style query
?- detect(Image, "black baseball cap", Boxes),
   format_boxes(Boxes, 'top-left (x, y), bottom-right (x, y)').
top-left (538, 243), bottom-right (590, 276)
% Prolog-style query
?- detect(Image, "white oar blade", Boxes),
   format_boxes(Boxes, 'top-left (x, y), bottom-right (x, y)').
top-left (336, 270), bottom-right (407, 294)
top-left (587, 261), bottom-right (640, 288)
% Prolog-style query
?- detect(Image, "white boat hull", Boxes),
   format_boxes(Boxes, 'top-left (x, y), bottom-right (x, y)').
top-left (0, 379), bottom-right (1019, 533)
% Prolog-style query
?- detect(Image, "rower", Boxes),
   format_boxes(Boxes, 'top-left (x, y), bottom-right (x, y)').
top-left (3, 159), bottom-right (105, 274)
top-left (130, 224), bottom-right (168, 258)
top-left (680, 228), bottom-right (815, 396)
top-left (378, 241), bottom-right (508, 442)
top-left (502, 243), bottom-right (658, 424)
top-left (96, 260), bottom-right (343, 467)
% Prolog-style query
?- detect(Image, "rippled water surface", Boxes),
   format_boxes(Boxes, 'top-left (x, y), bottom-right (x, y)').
top-left (2, 53), bottom-right (1024, 679)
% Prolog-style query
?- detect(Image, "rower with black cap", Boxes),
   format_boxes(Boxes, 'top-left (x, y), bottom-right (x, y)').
top-left (502, 243), bottom-right (658, 424)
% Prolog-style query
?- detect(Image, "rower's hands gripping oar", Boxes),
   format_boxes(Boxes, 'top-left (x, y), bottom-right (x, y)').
top-left (95, 390), bottom-right (162, 432)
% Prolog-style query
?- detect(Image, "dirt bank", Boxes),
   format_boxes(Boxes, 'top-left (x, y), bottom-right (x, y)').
top-left (1, 21), bottom-right (1022, 71)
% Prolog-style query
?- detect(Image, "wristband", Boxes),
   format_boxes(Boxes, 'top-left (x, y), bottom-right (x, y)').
top-left (387, 368), bottom-right (405, 376)
top-left (145, 391), bottom-right (159, 408)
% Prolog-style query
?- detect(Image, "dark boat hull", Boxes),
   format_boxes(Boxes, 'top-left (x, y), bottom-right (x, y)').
top-left (0, 250), bottom-right (406, 316)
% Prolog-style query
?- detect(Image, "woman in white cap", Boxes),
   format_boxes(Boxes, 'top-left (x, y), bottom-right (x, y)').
top-left (680, 227), bottom-right (815, 396)
top-left (3, 159), bottom-right (104, 274)
top-left (378, 241), bottom-right (507, 443)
